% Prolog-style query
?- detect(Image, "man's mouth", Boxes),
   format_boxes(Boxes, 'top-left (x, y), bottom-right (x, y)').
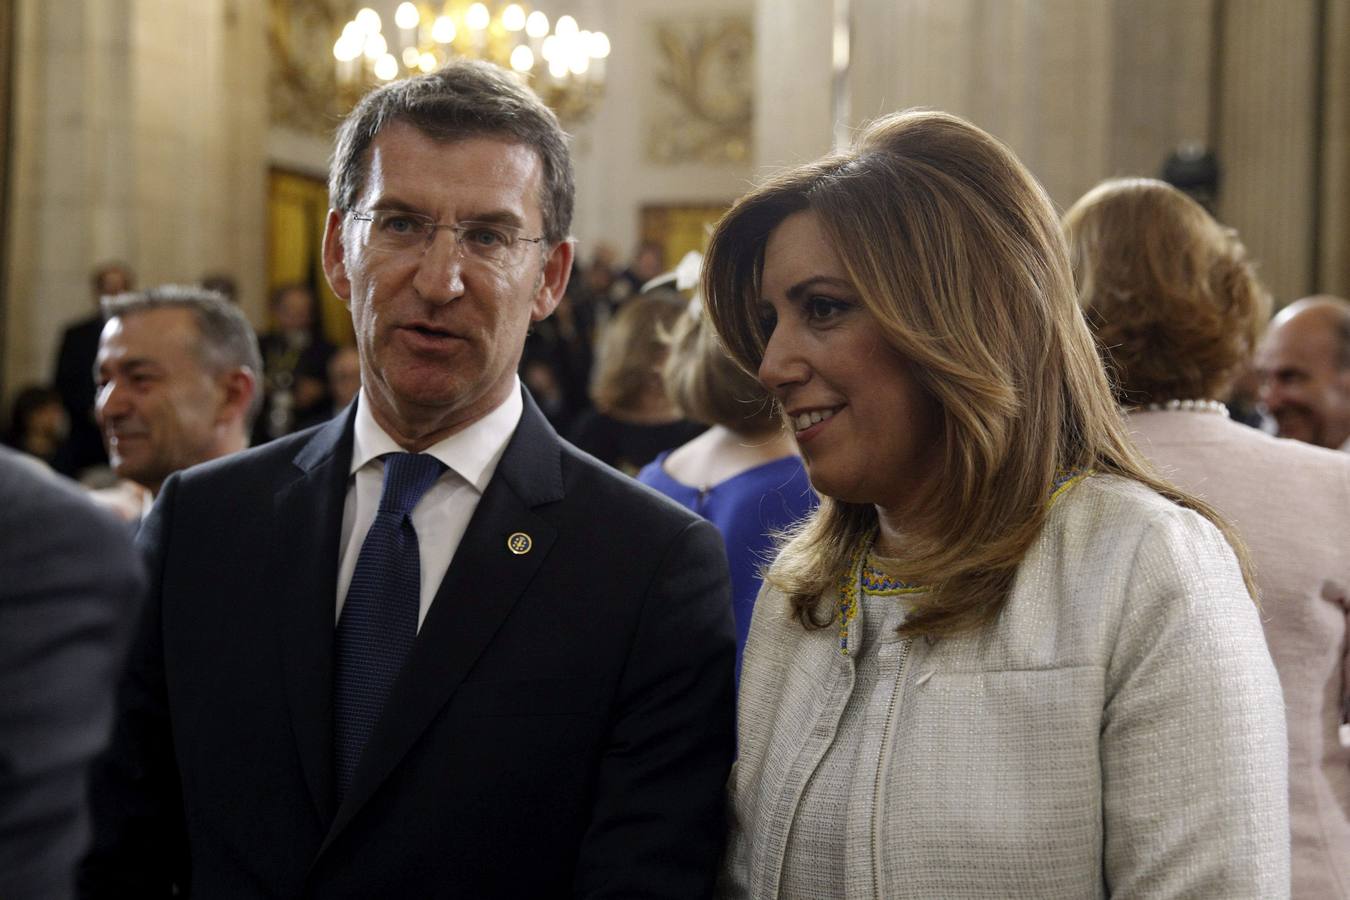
top-left (108, 428), bottom-right (148, 444)
top-left (404, 322), bottom-right (453, 339)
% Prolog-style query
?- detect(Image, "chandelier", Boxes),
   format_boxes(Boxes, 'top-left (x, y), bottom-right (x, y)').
top-left (333, 3), bottom-right (610, 124)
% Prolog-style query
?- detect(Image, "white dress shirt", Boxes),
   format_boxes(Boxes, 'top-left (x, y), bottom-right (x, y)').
top-left (335, 381), bottom-right (523, 630)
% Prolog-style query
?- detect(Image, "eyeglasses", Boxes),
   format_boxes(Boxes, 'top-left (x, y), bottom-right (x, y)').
top-left (348, 209), bottom-right (546, 265)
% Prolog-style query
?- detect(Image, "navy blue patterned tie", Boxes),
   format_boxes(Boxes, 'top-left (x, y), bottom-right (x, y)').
top-left (334, 452), bottom-right (445, 802)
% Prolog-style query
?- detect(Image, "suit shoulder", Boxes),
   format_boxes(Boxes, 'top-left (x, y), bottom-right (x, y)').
top-left (0, 449), bottom-right (125, 536)
top-left (557, 438), bottom-right (707, 534)
top-left (173, 423), bottom-right (333, 491)
top-left (0, 448), bottom-right (142, 583)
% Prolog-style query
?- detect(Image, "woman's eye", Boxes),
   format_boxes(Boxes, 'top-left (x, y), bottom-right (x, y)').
top-left (755, 306), bottom-right (778, 337)
top-left (805, 296), bottom-right (848, 321)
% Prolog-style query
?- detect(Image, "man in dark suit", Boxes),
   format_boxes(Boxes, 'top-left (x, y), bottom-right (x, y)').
top-left (0, 448), bottom-right (145, 900)
top-left (81, 61), bottom-right (736, 898)
top-left (52, 262), bottom-right (134, 477)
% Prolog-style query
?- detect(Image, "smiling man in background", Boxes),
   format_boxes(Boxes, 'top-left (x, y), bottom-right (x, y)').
top-left (1256, 294), bottom-right (1350, 451)
top-left (94, 286), bottom-right (261, 498)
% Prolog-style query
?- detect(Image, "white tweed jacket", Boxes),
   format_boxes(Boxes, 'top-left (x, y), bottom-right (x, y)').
top-left (721, 475), bottom-right (1290, 899)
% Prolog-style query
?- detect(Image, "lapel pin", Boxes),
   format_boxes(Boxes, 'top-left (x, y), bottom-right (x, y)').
top-left (506, 532), bottom-right (532, 555)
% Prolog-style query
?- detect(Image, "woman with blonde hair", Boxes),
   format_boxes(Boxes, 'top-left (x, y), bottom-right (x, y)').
top-left (705, 110), bottom-right (1288, 897)
top-left (568, 290), bottom-right (702, 474)
top-left (637, 299), bottom-right (814, 678)
top-left (1066, 176), bottom-right (1350, 898)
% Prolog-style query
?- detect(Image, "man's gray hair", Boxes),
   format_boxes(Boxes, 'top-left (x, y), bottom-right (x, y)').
top-left (329, 59), bottom-right (574, 245)
top-left (102, 285), bottom-right (264, 427)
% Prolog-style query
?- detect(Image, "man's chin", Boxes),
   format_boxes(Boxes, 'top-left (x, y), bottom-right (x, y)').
top-left (1275, 420), bottom-right (1318, 444)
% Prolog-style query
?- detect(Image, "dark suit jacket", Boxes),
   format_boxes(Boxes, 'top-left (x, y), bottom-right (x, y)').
top-left (82, 392), bottom-right (737, 899)
top-left (0, 449), bottom-right (145, 900)
top-left (53, 315), bottom-right (109, 475)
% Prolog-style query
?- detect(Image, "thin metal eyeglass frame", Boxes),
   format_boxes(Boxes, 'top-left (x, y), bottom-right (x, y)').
top-left (346, 210), bottom-right (546, 261)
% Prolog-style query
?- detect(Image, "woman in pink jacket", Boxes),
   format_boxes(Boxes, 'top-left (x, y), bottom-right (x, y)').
top-left (1067, 176), bottom-right (1350, 898)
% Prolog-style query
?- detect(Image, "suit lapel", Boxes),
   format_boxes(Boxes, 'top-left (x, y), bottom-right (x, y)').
top-left (274, 410), bottom-right (354, 827)
top-left (322, 392), bottom-right (566, 850)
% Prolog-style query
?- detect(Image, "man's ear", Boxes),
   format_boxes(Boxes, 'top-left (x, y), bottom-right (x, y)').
top-left (217, 367), bottom-right (258, 428)
top-left (531, 239), bottom-right (575, 323)
top-left (321, 209), bottom-right (352, 305)
top-left (1336, 365), bottom-right (1350, 396)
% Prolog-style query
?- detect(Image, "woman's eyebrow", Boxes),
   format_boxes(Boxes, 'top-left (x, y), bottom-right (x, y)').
top-left (784, 276), bottom-right (854, 300)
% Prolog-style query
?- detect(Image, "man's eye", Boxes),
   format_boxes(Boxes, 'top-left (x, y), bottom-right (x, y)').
top-left (378, 215), bottom-right (423, 235)
top-left (463, 226), bottom-right (508, 248)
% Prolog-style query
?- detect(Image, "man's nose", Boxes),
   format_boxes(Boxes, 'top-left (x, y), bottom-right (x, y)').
top-left (412, 230), bottom-right (468, 303)
top-left (1257, 376), bottom-right (1283, 410)
top-left (95, 380), bottom-right (128, 425)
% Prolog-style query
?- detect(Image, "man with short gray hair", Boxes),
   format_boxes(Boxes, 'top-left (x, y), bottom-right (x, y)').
top-left (94, 286), bottom-right (261, 496)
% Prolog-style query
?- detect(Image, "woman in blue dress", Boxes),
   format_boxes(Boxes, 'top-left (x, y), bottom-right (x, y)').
top-left (638, 300), bottom-right (816, 678)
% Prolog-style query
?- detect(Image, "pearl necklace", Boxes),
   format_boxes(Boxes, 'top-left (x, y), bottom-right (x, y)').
top-left (1140, 398), bottom-right (1229, 417)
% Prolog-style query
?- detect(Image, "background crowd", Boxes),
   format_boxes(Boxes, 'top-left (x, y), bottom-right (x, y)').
top-left (1, 56), bottom-right (1348, 900)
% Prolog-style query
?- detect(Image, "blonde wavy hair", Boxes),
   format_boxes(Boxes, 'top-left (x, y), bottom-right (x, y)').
top-left (661, 307), bottom-right (780, 433)
top-left (702, 110), bottom-right (1254, 638)
top-left (589, 291), bottom-right (686, 416)
top-left (1064, 178), bottom-right (1271, 403)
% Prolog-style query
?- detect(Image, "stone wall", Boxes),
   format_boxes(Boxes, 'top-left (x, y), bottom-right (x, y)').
top-left (3, 0), bottom-right (267, 399)
top-left (755, 0), bottom-right (1350, 306)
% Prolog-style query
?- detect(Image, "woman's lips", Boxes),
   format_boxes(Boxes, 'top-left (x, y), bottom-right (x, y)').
top-left (789, 406), bottom-right (840, 442)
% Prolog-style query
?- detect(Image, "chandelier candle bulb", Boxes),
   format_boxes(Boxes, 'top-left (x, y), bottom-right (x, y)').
top-left (354, 7), bottom-right (381, 34)
top-left (525, 10), bottom-right (549, 38)
top-left (363, 31), bottom-right (387, 61)
top-left (374, 52), bottom-right (399, 80)
top-left (394, 1), bottom-right (419, 50)
top-left (503, 4), bottom-right (527, 31)
top-left (432, 15), bottom-right (454, 44)
top-left (510, 45), bottom-right (534, 72)
top-left (394, 2), bottom-right (419, 29)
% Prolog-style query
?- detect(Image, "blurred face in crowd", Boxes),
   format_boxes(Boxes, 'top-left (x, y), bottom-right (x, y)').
top-left (1256, 304), bottom-right (1350, 449)
top-left (274, 286), bottom-right (316, 333)
top-left (327, 346), bottom-right (362, 410)
top-left (755, 210), bottom-right (943, 513)
top-left (94, 266), bottom-right (132, 303)
top-left (28, 400), bottom-right (69, 445)
top-left (95, 308), bottom-right (235, 495)
top-left (323, 121), bottom-right (572, 449)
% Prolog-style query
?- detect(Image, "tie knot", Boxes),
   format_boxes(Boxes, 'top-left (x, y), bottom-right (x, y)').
top-left (377, 453), bottom-right (445, 518)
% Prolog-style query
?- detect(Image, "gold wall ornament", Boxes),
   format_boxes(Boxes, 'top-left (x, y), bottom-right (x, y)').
top-left (647, 16), bottom-right (754, 166)
top-left (639, 204), bottom-right (730, 283)
top-left (269, 0), bottom-right (351, 135)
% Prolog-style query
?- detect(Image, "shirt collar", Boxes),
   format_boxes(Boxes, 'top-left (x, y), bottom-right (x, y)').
top-left (350, 377), bottom-right (523, 493)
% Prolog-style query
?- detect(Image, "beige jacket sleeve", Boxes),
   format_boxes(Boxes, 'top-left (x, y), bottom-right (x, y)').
top-left (1101, 507), bottom-right (1289, 898)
